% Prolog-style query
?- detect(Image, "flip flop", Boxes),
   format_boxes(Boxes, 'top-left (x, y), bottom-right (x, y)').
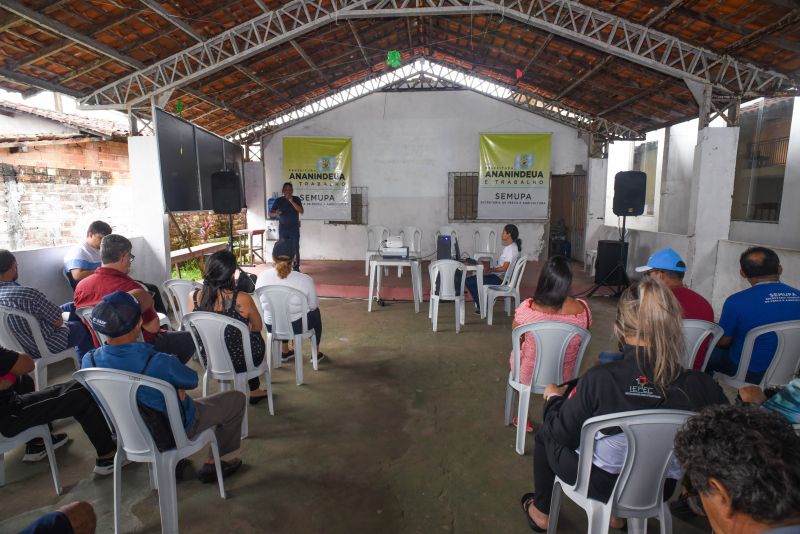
top-left (520, 493), bottom-right (546, 532)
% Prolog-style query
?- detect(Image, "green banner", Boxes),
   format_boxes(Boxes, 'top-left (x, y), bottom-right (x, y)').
top-left (283, 137), bottom-right (352, 220)
top-left (478, 133), bottom-right (551, 219)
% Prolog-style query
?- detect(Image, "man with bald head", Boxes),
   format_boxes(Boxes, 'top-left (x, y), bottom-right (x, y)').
top-left (706, 246), bottom-right (800, 384)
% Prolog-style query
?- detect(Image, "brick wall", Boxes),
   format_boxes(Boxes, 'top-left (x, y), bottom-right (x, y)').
top-left (0, 139), bottom-right (132, 250)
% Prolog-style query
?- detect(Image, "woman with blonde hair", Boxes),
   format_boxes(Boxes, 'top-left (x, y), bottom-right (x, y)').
top-left (254, 239), bottom-right (325, 362)
top-left (519, 277), bottom-right (728, 532)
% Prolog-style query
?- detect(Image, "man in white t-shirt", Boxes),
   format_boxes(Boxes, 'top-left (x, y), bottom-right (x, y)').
top-left (255, 239), bottom-right (325, 362)
top-left (63, 221), bottom-right (112, 289)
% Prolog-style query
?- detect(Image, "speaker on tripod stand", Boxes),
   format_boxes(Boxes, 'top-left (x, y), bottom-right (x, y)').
top-left (210, 170), bottom-right (242, 251)
top-left (586, 171), bottom-right (646, 297)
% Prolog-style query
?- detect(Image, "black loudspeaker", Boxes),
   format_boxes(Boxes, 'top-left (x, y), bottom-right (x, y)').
top-left (595, 240), bottom-right (629, 285)
top-left (210, 171), bottom-right (242, 214)
top-left (612, 171), bottom-right (646, 216)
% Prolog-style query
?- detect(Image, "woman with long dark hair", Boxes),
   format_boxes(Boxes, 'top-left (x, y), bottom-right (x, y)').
top-left (520, 277), bottom-right (728, 532)
top-left (191, 250), bottom-right (269, 404)
top-left (465, 223), bottom-right (522, 313)
top-left (510, 255), bottom-right (591, 432)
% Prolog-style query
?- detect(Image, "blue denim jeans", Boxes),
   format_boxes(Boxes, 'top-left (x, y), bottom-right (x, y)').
top-left (704, 347), bottom-right (765, 385)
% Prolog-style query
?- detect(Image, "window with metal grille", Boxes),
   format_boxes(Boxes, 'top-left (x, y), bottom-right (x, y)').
top-left (326, 186), bottom-right (367, 225)
top-left (448, 172), bottom-right (478, 221)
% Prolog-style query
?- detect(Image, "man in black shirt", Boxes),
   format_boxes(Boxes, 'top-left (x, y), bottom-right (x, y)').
top-left (0, 345), bottom-right (116, 474)
top-left (269, 182), bottom-right (304, 271)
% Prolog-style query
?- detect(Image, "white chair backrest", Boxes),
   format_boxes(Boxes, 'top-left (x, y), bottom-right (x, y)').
top-left (163, 279), bottom-right (203, 324)
top-left (512, 321), bottom-right (591, 391)
top-left (74, 368), bottom-right (191, 457)
top-left (182, 312), bottom-right (254, 379)
top-left (473, 227), bottom-right (497, 255)
top-left (574, 410), bottom-right (693, 515)
top-left (253, 285), bottom-right (310, 339)
top-left (400, 226), bottom-right (422, 254)
top-left (740, 320), bottom-right (800, 387)
top-left (0, 305), bottom-right (33, 354)
top-left (366, 226), bottom-right (389, 251)
top-left (428, 260), bottom-right (466, 300)
top-left (435, 226), bottom-right (458, 242)
top-left (506, 254), bottom-right (528, 287)
top-left (682, 320), bottom-right (724, 370)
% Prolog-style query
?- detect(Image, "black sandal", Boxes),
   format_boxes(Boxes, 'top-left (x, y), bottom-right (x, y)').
top-left (520, 493), bottom-right (546, 532)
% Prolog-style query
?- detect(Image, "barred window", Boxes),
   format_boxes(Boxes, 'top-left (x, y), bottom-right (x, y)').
top-left (327, 186), bottom-right (367, 225)
top-left (448, 172), bottom-right (478, 221)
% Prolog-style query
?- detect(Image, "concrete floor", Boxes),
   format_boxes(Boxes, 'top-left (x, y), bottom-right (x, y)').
top-left (0, 291), bottom-right (713, 533)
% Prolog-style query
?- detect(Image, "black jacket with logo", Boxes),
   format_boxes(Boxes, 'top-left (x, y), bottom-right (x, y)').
top-left (541, 346), bottom-right (729, 451)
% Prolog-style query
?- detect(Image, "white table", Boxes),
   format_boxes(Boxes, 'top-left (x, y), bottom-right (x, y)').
top-left (368, 254), bottom-right (422, 312)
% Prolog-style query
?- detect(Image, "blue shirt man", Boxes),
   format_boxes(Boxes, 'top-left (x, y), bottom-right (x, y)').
top-left (269, 182), bottom-right (304, 271)
top-left (81, 291), bottom-right (246, 483)
top-left (708, 247), bottom-right (800, 383)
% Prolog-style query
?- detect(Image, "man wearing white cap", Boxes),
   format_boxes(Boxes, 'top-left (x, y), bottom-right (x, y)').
top-left (600, 248), bottom-right (713, 366)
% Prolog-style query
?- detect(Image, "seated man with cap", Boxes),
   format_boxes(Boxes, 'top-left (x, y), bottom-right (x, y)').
top-left (82, 292), bottom-right (246, 483)
top-left (598, 248), bottom-right (713, 366)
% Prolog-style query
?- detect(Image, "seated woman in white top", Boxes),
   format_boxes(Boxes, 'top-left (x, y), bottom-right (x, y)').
top-left (464, 223), bottom-right (521, 313)
top-left (254, 239), bottom-right (325, 362)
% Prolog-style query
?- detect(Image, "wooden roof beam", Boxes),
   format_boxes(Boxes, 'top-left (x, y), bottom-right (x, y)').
top-left (347, 21), bottom-right (372, 69)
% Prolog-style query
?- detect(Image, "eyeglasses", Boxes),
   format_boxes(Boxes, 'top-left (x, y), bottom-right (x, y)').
top-left (128, 253), bottom-right (135, 263)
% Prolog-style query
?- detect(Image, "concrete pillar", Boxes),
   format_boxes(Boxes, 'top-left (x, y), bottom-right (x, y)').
top-left (584, 157), bottom-right (608, 261)
top-left (127, 136), bottom-right (171, 284)
top-left (244, 161), bottom-right (266, 230)
top-left (686, 126), bottom-right (739, 299)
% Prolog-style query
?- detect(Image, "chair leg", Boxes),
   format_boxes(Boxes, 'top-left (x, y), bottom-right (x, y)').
top-left (310, 334), bottom-right (319, 371)
top-left (0, 452), bottom-right (5, 486)
top-left (209, 439), bottom-right (226, 499)
top-left (155, 457), bottom-right (180, 534)
top-left (34, 362), bottom-right (45, 391)
top-left (148, 462), bottom-right (157, 490)
top-left (113, 452), bottom-right (124, 534)
top-left (503, 385), bottom-right (515, 426)
top-left (294, 335), bottom-right (304, 386)
top-left (235, 376), bottom-right (248, 439)
top-left (546, 481), bottom-right (563, 534)
top-left (272, 338), bottom-right (282, 369)
top-left (515, 389), bottom-right (531, 455)
top-left (628, 517), bottom-right (647, 534)
top-left (660, 502), bottom-right (673, 534)
top-left (586, 501), bottom-right (612, 534)
top-left (431, 300), bottom-right (439, 332)
top-left (43, 432), bottom-right (62, 495)
top-left (397, 266), bottom-right (402, 278)
top-left (487, 295), bottom-right (496, 326)
top-left (264, 368), bottom-right (274, 416)
top-left (202, 371), bottom-right (209, 397)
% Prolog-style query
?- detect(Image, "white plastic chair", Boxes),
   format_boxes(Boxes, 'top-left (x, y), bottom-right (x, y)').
top-left (428, 260), bottom-right (466, 333)
top-left (505, 321), bottom-right (591, 455)
top-left (163, 280), bottom-right (203, 330)
top-left (435, 226), bottom-right (459, 258)
top-left (74, 368), bottom-right (227, 534)
top-left (681, 320), bottom-right (724, 371)
top-left (0, 306), bottom-right (78, 391)
top-left (254, 285), bottom-right (318, 386)
top-left (365, 225), bottom-right (389, 276)
top-left (397, 226), bottom-right (422, 277)
top-left (713, 320), bottom-right (800, 389)
top-left (547, 410), bottom-right (693, 534)
top-left (472, 227), bottom-right (497, 263)
top-left (483, 255), bottom-right (528, 325)
top-left (0, 425), bottom-right (62, 495)
top-left (182, 312), bottom-right (273, 438)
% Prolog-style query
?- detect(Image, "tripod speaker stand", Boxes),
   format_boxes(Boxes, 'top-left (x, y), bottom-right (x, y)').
top-left (586, 217), bottom-right (630, 297)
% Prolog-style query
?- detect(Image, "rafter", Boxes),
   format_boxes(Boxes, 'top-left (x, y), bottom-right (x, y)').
top-left (0, 67), bottom-right (82, 97)
top-left (227, 57), bottom-right (643, 144)
top-left (73, 0), bottom-right (797, 112)
top-left (290, 40), bottom-right (331, 84)
top-left (348, 21), bottom-right (372, 68)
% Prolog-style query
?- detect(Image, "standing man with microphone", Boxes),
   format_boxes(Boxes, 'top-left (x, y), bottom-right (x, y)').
top-left (269, 182), bottom-right (304, 271)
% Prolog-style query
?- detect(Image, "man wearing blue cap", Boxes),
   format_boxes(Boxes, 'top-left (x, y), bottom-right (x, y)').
top-left (599, 248), bottom-right (713, 365)
top-left (82, 291), bottom-right (246, 483)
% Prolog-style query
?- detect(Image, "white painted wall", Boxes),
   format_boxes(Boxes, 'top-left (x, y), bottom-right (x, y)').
top-left (604, 128), bottom-right (665, 233)
top-left (260, 90), bottom-right (589, 261)
top-left (584, 157), bottom-right (608, 258)
top-left (711, 240), bottom-right (800, 316)
top-left (658, 120), bottom-right (697, 234)
top-left (0, 111), bottom-right (75, 136)
top-left (728, 97), bottom-right (800, 249)
top-left (244, 161), bottom-right (266, 229)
